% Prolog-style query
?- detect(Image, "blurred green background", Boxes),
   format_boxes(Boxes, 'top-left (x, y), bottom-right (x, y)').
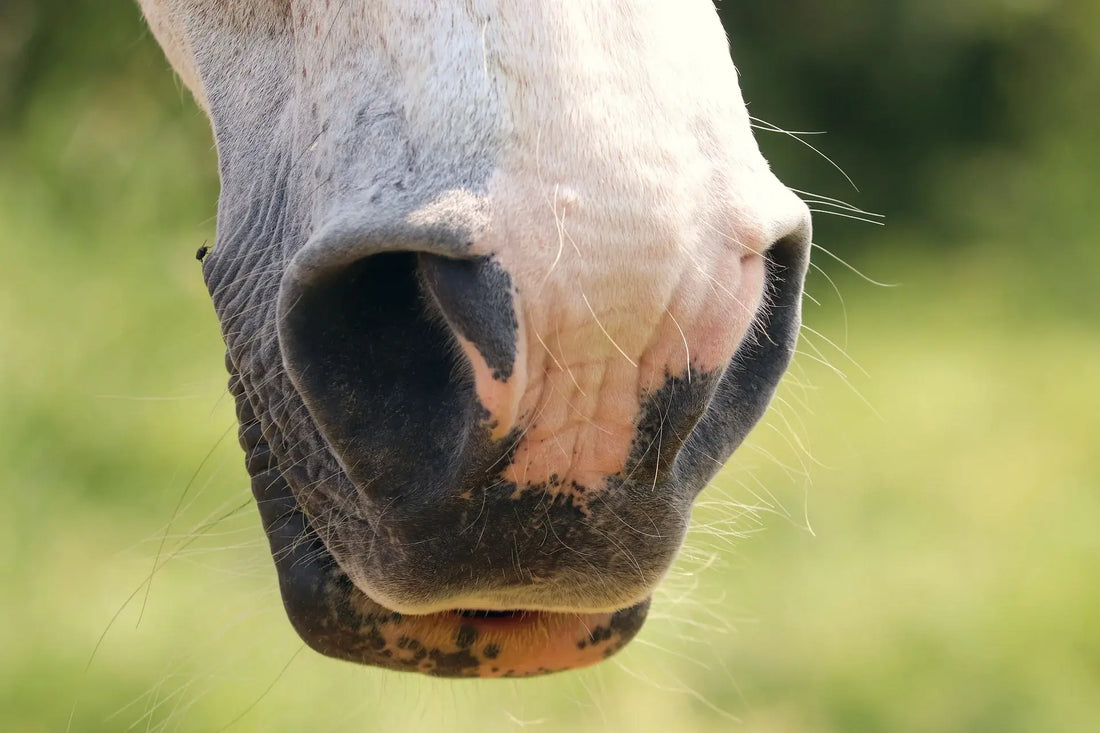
top-left (1, 1), bottom-right (1097, 731)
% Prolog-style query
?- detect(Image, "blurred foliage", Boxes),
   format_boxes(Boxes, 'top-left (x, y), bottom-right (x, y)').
top-left (1, 1), bottom-right (168, 126)
top-left (4, 0), bottom-right (1099, 261)
top-left (1, 1), bottom-right (1098, 731)
top-left (722, 1), bottom-right (1100, 228)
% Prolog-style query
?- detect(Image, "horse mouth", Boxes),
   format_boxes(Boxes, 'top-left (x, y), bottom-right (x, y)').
top-left (351, 603), bottom-right (651, 678)
top-left (230, 368), bottom-right (650, 678)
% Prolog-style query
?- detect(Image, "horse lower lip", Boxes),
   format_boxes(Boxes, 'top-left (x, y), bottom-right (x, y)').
top-left (388, 605), bottom-right (651, 677)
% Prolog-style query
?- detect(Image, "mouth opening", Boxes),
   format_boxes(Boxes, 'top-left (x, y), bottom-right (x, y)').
top-left (454, 609), bottom-right (525, 620)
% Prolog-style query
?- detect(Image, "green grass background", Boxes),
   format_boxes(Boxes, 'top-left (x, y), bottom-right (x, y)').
top-left (1, 4), bottom-right (1098, 732)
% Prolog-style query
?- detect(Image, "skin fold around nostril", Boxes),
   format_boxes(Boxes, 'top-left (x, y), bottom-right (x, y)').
top-left (419, 254), bottom-right (527, 438)
top-left (419, 255), bottom-right (518, 381)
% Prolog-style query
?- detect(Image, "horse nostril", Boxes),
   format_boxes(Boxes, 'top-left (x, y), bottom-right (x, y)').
top-left (278, 249), bottom-right (488, 505)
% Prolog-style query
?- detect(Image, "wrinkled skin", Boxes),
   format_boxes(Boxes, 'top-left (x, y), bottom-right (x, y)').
top-left (138, 0), bottom-right (812, 677)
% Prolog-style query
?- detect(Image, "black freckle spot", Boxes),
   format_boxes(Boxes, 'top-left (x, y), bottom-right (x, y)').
top-left (455, 624), bottom-right (478, 648)
top-left (427, 647), bottom-right (481, 677)
top-left (491, 667), bottom-right (499, 674)
top-left (483, 643), bottom-right (500, 659)
top-left (382, 649), bottom-right (392, 657)
top-left (364, 626), bottom-right (387, 652)
top-left (577, 640), bottom-right (587, 649)
top-left (588, 626), bottom-right (613, 645)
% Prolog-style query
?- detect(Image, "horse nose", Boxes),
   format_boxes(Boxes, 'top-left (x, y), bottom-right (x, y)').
top-left (271, 183), bottom-right (812, 615)
top-left (271, 212), bottom-right (691, 614)
top-left (276, 217), bottom-right (513, 507)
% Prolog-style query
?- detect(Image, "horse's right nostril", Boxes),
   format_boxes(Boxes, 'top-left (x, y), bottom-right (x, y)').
top-left (670, 201), bottom-right (812, 496)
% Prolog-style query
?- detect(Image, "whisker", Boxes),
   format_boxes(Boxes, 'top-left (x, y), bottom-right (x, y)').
top-left (811, 241), bottom-right (900, 288)
top-left (750, 115), bottom-right (858, 191)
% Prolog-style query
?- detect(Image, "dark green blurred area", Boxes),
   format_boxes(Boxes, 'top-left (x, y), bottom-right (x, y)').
top-left (1, 2), bottom-right (1097, 731)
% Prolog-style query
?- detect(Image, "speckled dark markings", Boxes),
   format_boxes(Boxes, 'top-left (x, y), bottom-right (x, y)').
top-left (455, 624), bottom-right (479, 648)
top-left (231, 365), bottom-right (649, 677)
top-left (420, 254), bottom-right (518, 381)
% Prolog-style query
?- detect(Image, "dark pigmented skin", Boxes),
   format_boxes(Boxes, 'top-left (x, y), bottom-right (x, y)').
top-left (272, 248), bottom-right (715, 612)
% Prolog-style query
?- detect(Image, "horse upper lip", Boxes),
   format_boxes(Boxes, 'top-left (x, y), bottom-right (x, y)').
top-left (230, 368), bottom-right (650, 676)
